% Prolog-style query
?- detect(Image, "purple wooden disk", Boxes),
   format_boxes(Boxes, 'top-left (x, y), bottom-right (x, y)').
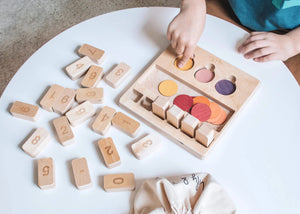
top-left (215, 80), bottom-right (236, 95)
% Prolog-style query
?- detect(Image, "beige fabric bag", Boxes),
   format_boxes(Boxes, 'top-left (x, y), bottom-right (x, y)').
top-left (133, 173), bottom-right (236, 214)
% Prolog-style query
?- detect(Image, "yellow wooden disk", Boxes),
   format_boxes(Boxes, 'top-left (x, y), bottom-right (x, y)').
top-left (158, 80), bottom-right (178, 97)
top-left (174, 57), bottom-right (194, 71)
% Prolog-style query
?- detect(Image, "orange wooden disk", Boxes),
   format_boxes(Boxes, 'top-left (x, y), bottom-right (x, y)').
top-left (193, 96), bottom-right (210, 106)
top-left (207, 102), bottom-right (222, 123)
top-left (209, 108), bottom-right (227, 125)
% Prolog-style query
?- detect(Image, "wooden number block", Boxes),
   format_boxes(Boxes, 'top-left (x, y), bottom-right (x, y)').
top-left (103, 173), bottom-right (135, 192)
top-left (97, 137), bottom-right (121, 168)
top-left (81, 65), bottom-right (104, 88)
top-left (66, 56), bottom-right (93, 80)
top-left (105, 62), bottom-right (130, 88)
top-left (10, 101), bottom-right (40, 121)
top-left (38, 158), bottom-right (55, 189)
top-left (166, 105), bottom-right (185, 128)
top-left (181, 114), bottom-right (200, 137)
top-left (22, 128), bottom-right (51, 158)
top-left (52, 88), bottom-right (76, 115)
top-left (76, 87), bottom-right (103, 104)
top-left (52, 116), bottom-right (75, 146)
top-left (195, 124), bottom-right (215, 147)
top-left (40, 84), bottom-right (64, 112)
top-left (71, 158), bottom-right (92, 190)
top-left (111, 112), bottom-right (140, 137)
top-left (92, 106), bottom-right (116, 135)
top-left (66, 101), bottom-right (96, 126)
top-left (131, 134), bottom-right (161, 160)
top-left (78, 44), bottom-right (105, 64)
top-left (152, 96), bottom-right (170, 119)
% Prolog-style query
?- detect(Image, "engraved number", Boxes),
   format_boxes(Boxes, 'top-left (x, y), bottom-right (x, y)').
top-left (113, 177), bottom-right (124, 185)
top-left (60, 126), bottom-right (68, 135)
top-left (89, 72), bottom-right (97, 79)
top-left (61, 95), bottom-right (70, 103)
top-left (86, 91), bottom-right (96, 97)
top-left (42, 166), bottom-right (50, 176)
top-left (143, 140), bottom-right (152, 148)
top-left (76, 63), bottom-right (84, 69)
top-left (32, 136), bottom-right (41, 145)
top-left (101, 113), bottom-right (109, 122)
top-left (88, 48), bottom-right (96, 55)
top-left (115, 69), bottom-right (124, 76)
top-left (105, 145), bottom-right (113, 155)
top-left (50, 91), bottom-right (56, 99)
top-left (20, 106), bottom-right (30, 112)
top-left (77, 108), bottom-right (86, 114)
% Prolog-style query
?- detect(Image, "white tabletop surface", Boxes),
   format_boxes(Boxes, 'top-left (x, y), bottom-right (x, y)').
top-left (0, 7), bottom-right (299, 214)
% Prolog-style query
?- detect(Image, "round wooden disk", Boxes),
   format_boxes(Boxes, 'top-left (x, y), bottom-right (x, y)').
top-left (209, 108), bottom-right (227, 125)
top-left (195, 68), bottom-right (214, 83)
top-left (174, 57), bottom-right (194, 71)
top-left (215, 79), bottom-right (236, 95)
top-left (158, 80), bottom-right (178, 97)
top-left (190, 103), bottom-right (211, 122)
top-left (173, 94), bottom-right (193, 111)
top-left (207, 102), bottom-right (222, 123)
top-left (193, 96), bottom-right (210, 106)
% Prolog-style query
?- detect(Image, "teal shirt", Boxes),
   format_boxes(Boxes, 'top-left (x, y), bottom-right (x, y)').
top-left (228, 0), bottom-right (300, 31)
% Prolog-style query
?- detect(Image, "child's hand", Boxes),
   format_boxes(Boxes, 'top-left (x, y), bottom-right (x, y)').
top-left (167, 0), bottom-right (206, 68)
top-left (238, 32), bottom-right (297, 62)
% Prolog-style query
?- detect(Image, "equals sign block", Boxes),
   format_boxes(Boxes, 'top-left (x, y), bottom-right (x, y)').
top-left (131, 134), bottom-right (162, 160)
top-left (97, 137), bottom-right (121, 168)
top-left (66, 101), bottom-right (96, 126)
top-left (71, 157), bottom-right (92, 190)
top-left (78, 44), bottom-right (105, 64)
top-left (112, 112), bottom-right (140, 137)
top-left (10, 101), bottom-right (40, 122)
top-left (22, 127), bottom-right (51, 158)
top-left (66, 56), bottom-right (93, 80)
top-left (103, 173), bottom-right (135, 192)
top-left (37, 157), bottom-right (55, 189)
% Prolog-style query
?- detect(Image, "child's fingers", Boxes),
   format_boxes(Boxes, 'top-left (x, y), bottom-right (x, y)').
top-left (244, 47), bottom-right (273, 59)
top-left (253, 53), bottom-right (278, 62)
top-left (176, 38), bottom-right (185, 55)
top-left (239, 40), bottom-right (270, 54)
top-left (242, 34), bottom-right (268, 47)
top-left (178, 45), bottom-right (194, 68)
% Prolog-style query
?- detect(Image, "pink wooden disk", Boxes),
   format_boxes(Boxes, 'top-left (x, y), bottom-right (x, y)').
top-left (195, 68), bottom-right (214, 83)
top-left (173, 94), bottom-right (193, 111)
top-left (190, 103), bottom-right (211, 122)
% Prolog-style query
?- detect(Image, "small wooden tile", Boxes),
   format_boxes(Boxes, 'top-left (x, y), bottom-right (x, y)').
top-left (195, 124), bottom-right (215, 147)
top-left (97, 137), bottom-right (121, 168)
top-left (40, 84), bottom-right (64, 112)
top-left (52, 116), bottom-right (75, 146)
top-left (166, 105), bottom-right (185, 128)
top-left (111, 112), bottom-right (140, 137)
top-left (52, 88), bottom-right (76, 115)
top-left (66, 56), bottom-right (93, 80)
top-left (92, 106), bottom-right (116, 135)
top-left (152, 96), bottom-right (170, 119)
top-left (22, 128), bottom-right (51, 158)
top-left (78, 44), bottom-right (105, 64)
top-left (105, 62), bottom-right (130, 88)
top-left (10, 101), bottom-right (40, 121)
top-left (38, 157), bottom-right (55, 189)
top-left (66, 101), bottom-right (96, 126)
top-left (103, 173), bottom-right (135, 192)
top-left (71, 158), bottom-right (92, 190)
top-left (181, 114), bottom-right (200, 138)
top-left (76, 87), bottom-right (103, 104)
top-left (131, 134), bottom-right (161, 160)
top-left (81, 65), bottom-right (104, 88)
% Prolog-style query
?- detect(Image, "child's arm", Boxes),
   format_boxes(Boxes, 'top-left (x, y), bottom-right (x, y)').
top-left (167, 0), bottom-right (206, 68)
top-left (238, 26), bottom-right (300, 62)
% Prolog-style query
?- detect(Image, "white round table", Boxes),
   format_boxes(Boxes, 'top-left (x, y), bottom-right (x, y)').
top-left (0, 7), bottom-right (299, 214)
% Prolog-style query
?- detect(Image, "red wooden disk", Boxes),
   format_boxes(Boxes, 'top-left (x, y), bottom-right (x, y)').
top-left (173, 94), bottom-right (193, 111)
top-left (190, 103), bottom-right (211, 122)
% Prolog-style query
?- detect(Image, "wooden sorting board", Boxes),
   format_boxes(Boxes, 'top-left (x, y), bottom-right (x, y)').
top-left (119, 46), bottom-right (260, 159)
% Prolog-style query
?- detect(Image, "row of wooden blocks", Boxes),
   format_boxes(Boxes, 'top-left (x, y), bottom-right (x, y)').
top-left (152, 96), bottom-right (216, 147)
top-left (37, 157), bottom-right (135, 191)
top-left (66, 43), bottom-right (131, 89)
